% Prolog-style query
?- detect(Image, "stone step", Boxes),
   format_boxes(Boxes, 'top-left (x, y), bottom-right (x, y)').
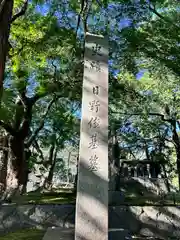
top-left (109, 228), bottom-right (132, 240)
top-left (42, 227), bottom-right (132, 240)
top-left (42, 227), bottom-right (74, 240)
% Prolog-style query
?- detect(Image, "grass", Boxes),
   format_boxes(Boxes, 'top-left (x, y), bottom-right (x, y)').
top-left (11, 188), bottom-right (76, 205)
top-left (12, 192), bottom-right (180, 206)
top-left (111, 192), bottom-right (180, 206)
top-left (0, 229), bottom-right (45, 240)
top-left (7, 187), bottom-right (180, 206)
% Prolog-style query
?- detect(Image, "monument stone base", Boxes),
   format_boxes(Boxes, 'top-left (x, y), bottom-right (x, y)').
top-left (42, 227), bottom-right (132, 240)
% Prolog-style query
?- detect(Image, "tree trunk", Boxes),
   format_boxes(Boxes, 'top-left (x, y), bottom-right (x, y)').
top-left (175, 149), bottom-right (180, 190)
top-left (162, 164), bottom-right (171, 192)
top-left (19, 149), bottom-right (31, 194)
top-left (108, 128), bottom-right (120, 191)
top-left (112, 132), bottom-right (120, 191)
top-left (2, 135), bottom-right (26, 200)
top-left (74, 156), bottom-right (79, 194)
top-left (0, 135), bottom-right (8, 193)
top-left (0, 0), bottom-right (13, 100)
top-left (67, 152), bottom-right (71, 183)
top-left (171, 120), bottom-right (180, 190)
top-left (43, 147), bottom-right (57, 190)
top-left (44, 160), bottom-right (56, 190)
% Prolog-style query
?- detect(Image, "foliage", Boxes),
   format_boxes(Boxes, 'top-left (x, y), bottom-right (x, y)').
top-left (108, 0), bottom-right (180, 188)
top-left (2, 0), bottom-right (180, 192)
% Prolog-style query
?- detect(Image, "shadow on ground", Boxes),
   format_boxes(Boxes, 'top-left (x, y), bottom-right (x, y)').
top-left (1, 177), bottom-right (180, 239)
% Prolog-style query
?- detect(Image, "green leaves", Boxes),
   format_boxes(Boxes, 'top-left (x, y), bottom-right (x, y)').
top-left (108, 1), bottom-right (180, 185)
top-left (0, 89), bottom-right (16, 122)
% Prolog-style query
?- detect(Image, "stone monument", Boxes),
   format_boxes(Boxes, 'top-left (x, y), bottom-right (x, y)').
top-left (75, 32), bottom-right (108, 240)
top-left (43, 33), bottom-right (108, 240)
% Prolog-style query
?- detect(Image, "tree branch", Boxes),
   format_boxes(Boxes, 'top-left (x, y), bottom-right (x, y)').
top-left (95, 0), bottom-right (102, 7)
top-left (0, 0), bottom-right (6, 16)
top-left (111, 111), bottom-right (171, 122)
top-left (11, 0), bottom-right (28, 23)
top-left (30, 92), bottom-right (48, 106)
top-left (30, 81), bottom-right (61, 106)
top-left (148, 113), bottom-right (171, 122)
top-left (177, 120), bottom-right (180, 130)
top-left (0, 120), bottom-right (16, 135)
top-left (26, 96), bottom-right (58, 148)
top-left (32, 140), bottom-right (44, 162)
top-left (164, 138), bottom-right (173, 143)
top-left (75, 0), bottom-right (85, 37)
top-left (149, 4), bottom-right (180, 30)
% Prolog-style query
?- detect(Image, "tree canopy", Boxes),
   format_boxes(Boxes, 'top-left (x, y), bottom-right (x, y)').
top-left (1, 0), bottom-right (180, 197)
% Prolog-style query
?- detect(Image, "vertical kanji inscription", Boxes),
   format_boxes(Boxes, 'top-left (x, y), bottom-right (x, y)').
top-left (75, 33), bottom-right (108, 240)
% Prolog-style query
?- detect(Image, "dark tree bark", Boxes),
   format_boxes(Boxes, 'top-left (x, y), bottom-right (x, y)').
top-left (74, 156), bottom-right (79, 194)
top-left (19, 149), bottom-right (31, 194)
top-left (0, 0), bottom-right (29, 100)
top-left (0, 0), bottom-right (13, 100)
top-left (26, 97), bottom-right (57, 147)
top-left (158, 130), bottom-right (171, 192)
top-left (111, 129), bottom-right (121, 191)
top-left (108, 127), bottom-right (121, 191)
top-left (0, 135), bottom-right (8, 193)
top-left (67, 152), bottom-right (71, 183)
top-left (162, 164), bottom-right (171, 192)
top-left (171, 119), bottom-right (180, 190)
top-left (2, 138), bottom-right (30, 200)
top-left (1, 96), bottom-right (32, 199)
top-left (4, 95), bottom-right (56, 197)
top-left (0, 89), bottom-right (56, 200)
top-left (43, 145), bottom-right (57, 190)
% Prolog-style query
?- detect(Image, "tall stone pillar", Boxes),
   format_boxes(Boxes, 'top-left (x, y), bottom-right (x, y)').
top-left (75, 33), bottom-right (108, 240)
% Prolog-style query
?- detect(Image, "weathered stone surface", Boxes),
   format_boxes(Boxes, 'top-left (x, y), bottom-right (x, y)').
top-left (43, 227), bottom-right (132, 240)
top-left (118, 177), bottom-right (171, 196)
top-left (111, 206), bottom-right (180, 239)
top-left (17, 205), bottom-right (36, 216)
top-left (0, 204), bottom-right (75, 235)
top-left (109, 206), bottom-right (141, 233)
top-left (109, 191), bottom-right (125, 205)
top-left (75, 33), bottom-right (108, 240)
top-left (2, 211), bottom-right (21, 232)
top-left (0, 204), bottom-right (180, 239)
top-left (138, 206), bottom-right (180, 239)
top-left (0, 205), bottom-right (15, 221)
top-left (43, 227), bottom-right (74, 240)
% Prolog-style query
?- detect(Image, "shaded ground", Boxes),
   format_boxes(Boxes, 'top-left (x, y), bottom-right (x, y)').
top-left (0, 229), bottom-right (45, 240)
top-left (112, 177), bottom-right (180, 206)
top-left (0, 203), bottom-right (180, 239)
top-left (117, 192), bottom-right (180, 206)
top-left (1, 179), bottom-right (179, 239)
top-left (0, 229), bottom-right (163, 240)
top-left (9, 189), bottom-right (180, 206)
top-left (11, 188), bottom-right (76, 204)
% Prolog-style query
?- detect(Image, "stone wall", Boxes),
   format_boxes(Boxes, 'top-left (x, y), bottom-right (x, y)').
top-left (109, 206), bottom-right (180, 239)
top-left (0, 204), bottom-right (75, 235)
top-left (0, 204), bottom-right (180, 239)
